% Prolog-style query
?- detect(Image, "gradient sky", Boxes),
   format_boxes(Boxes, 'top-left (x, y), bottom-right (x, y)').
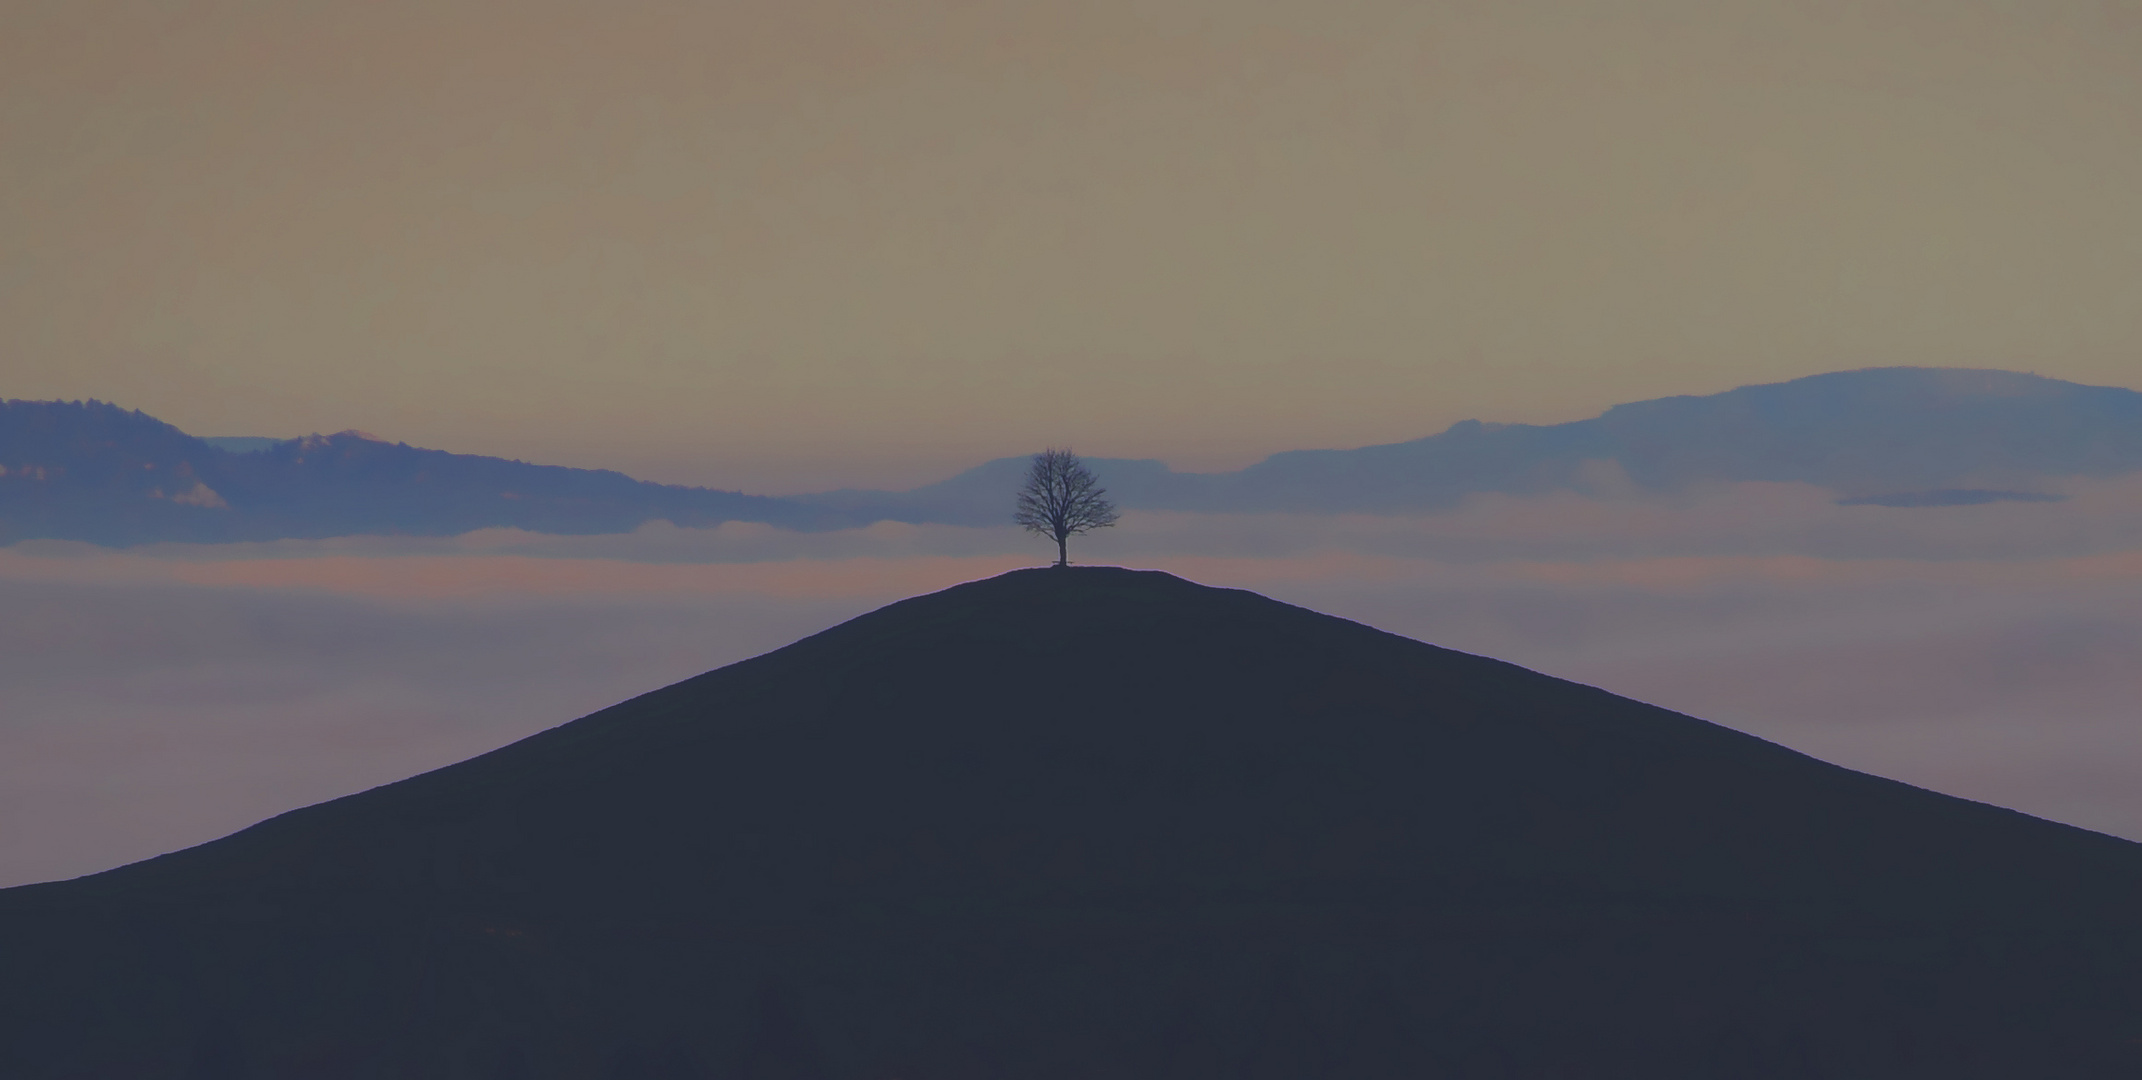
top-left (6, 0), bottom-right (2140, 490)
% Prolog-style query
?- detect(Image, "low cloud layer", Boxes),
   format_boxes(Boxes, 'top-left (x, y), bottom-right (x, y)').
top-left (4, 481), bottom-right (2139, 887)
top-left (23, 470), bottom-right (2139, 567)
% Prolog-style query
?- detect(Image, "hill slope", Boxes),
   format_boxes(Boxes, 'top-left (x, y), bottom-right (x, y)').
top-left (2, 568), bottom-right (2138, 1078)
top-left (0, 399), bottom-right (840, 545)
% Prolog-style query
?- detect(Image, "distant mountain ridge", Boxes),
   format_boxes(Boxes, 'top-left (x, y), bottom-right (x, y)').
top-left (199, 435), bottom-right (291, 454)
top-left (0, 400), bottom-right (843, 546)
top-left (807, 367), bottom-right (2142, 523)
top-left (6, 367), bottom-right (2139, 545)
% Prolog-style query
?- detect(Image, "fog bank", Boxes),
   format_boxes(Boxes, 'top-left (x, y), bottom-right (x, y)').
top-left (4, 485), bottom-right (2138, 886)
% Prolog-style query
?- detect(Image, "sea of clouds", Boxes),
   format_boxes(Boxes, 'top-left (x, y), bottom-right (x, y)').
top-left (4, 476), bottom-right (2140, 887)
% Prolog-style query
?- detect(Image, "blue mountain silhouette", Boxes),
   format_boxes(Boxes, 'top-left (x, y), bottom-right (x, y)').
top-left (0, 400), bottom-right (844, 545)
top-left (808, 368), bottom-right (2142, 522)
top-left (6, 367), bottom-right (2137, 545)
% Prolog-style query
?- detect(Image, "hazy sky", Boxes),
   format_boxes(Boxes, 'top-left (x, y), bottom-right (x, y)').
top-left (6, 0), bottom-right (2141, 490)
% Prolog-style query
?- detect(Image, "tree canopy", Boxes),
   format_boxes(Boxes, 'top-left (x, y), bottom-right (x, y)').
top-left (1013, 449), bottom-right (1118, 566)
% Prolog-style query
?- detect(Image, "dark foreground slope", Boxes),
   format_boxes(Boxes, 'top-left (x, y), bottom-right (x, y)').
top-left (4, 570), bottom-right (2141, 1078)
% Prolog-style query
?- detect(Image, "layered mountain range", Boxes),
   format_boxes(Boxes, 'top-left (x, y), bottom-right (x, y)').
top-left (806, 367), bottom-right (2142, 522)
top-left (0, 402), bottom-right (837, 546)
top-left (5, 367), bottom-right (2139, 545)
top-left (2, 569), bottom-right (2137, 1077)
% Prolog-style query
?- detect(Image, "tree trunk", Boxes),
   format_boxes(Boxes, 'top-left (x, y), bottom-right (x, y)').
top-left (1055, 533), bottom-right (1068, 567)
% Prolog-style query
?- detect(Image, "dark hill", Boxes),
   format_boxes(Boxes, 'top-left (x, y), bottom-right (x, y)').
top-left (3, 569), bottom-right (2140, 1078)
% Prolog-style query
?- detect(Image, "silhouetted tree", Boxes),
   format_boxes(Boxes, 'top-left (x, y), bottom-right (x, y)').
top-left (1013, 448), bottom-right (1118, 567)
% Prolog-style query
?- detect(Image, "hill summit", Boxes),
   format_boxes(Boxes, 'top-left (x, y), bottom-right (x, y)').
top-left (3, 568), bottom-right (2140, 1077)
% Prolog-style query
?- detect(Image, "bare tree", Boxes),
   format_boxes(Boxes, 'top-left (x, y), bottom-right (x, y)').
top-left (1014, 448), bottom-right (1119, 567)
